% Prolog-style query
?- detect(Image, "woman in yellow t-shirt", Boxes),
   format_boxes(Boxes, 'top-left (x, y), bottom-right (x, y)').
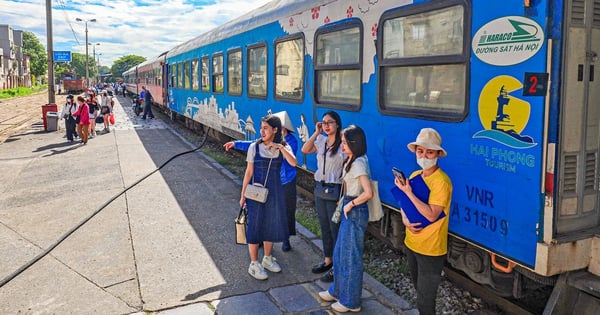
top-left (394, 128), bottom-right (452, 315)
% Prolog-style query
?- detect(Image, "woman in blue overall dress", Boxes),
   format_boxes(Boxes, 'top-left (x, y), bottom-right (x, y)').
top-left (241, 115), bottom-right (297, 280)
top-left (319, 125), bottom-right (373, 312)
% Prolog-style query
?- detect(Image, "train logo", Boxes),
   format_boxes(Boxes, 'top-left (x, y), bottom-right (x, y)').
top-left (472, 16), bottom-right (544, 66)
top-left (473, 75), bottom-right (537, 149)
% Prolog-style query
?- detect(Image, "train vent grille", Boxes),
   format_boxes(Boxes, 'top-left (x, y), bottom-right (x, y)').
top-left (595, 0), bottom-right (600, 27)
top-left (572, 0), bottom-right (585, 25)
top-left (585, 152), bottom-right (597, 191)
top-left (563, 154), bottom-right (578, 194)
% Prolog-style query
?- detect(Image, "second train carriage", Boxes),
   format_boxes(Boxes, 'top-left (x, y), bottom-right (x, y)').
top-left (131, 0), bottom-right (599, 312)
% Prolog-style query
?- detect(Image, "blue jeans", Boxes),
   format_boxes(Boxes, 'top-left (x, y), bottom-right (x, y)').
top-left (328, 199), bottom-right (369, 309)
top-left (142, 101), bottom-right (154, 118)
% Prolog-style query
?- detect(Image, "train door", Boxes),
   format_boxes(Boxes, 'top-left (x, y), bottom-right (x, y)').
top-left (557, 0), bottom-right (600, 234)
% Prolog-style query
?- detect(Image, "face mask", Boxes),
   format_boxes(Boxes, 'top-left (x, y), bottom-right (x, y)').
top-left (417, 157), bottom-right (438, 170)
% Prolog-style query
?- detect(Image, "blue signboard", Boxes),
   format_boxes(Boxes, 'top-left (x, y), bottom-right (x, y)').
top-left (53, 51), bottom-right (71, 62)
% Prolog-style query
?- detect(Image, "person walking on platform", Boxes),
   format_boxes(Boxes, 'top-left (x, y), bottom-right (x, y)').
top-left (72, 96), bottom-right (90, 144)
top-left (59, 94), bottom-right (78, 143)
top-left (394, 128), bottom-right (452, 315)
top-left (319, 125), bottom-right (373, 313)
top-left (141, 86), bottom-right (155, 120)
top-left (301, 111), bottom-right (344, 283)
top-left (240, 114), bottom-right (297, 280)
top-left (100, 91), bottom-right (112, 133)
top-left (224, 111), bottom-right (298, 252)
top-left (87, 93), bottom-right (100, 138)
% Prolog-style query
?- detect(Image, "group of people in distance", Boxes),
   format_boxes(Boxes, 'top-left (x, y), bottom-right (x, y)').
top-left (225, 110), bottom-right (453, 314)
top-left (59, 89), bottom-right (113, 144)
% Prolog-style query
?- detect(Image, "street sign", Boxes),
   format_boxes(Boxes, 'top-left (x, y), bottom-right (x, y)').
top-left (53, 51), bottom-right (72, 62)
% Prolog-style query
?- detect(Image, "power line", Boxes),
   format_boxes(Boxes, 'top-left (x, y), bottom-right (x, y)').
top-left (56, 0), bottom-right (80, 45)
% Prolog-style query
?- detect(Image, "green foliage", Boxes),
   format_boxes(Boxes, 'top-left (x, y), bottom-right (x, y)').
top-left (111, 55), bottom-right (146, 78)
top-left (0, 85), bottom-right (46, 99)
top-left (22, 31), bottom-right (47, 77)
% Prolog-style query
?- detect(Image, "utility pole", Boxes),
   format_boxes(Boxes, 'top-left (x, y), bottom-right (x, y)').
top-left (45, 0), bottom-right (55, 104)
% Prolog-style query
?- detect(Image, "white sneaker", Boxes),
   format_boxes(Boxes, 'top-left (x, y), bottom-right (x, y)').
top-left (262, 255), bottom-right (282, 273)
top-left (318, 290), bottom-right (337, 302)
top-left (248, 262), bottom-right (268, 280)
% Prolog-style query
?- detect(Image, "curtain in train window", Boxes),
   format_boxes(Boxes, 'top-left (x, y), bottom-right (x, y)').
top-left (213, 54), bottom-right (224, 93)
top-left (315, 26), bottom-right (361, 106)
top-left (248, 45), bottom-right (267, 97)
top-left (228, 50), bottom-right (242, 95)
top-left (201, 56), bottom-right (209, 92)
top-left (381, 4), bottom-right (466, 116)
top-left (275, 37), bottom-right (304, 100)
top-left (192, 59), bottom-right (199, 91)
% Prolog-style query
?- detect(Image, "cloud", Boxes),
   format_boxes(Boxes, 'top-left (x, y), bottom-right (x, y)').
top-left (0, 0), bottom-right (271, 66)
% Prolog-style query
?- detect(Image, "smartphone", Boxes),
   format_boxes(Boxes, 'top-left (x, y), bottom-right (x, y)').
top-left (392, 167), bottom-right (406, 184)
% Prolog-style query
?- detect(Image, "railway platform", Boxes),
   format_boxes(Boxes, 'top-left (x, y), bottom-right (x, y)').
top-left (0, 96), bottom-right (413, 314)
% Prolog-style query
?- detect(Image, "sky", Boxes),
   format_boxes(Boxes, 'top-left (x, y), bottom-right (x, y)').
top-left (0, 0), bottom-right (272, 67)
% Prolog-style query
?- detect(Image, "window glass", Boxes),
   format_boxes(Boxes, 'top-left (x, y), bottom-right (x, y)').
top-left (383, 65), bottom-right (465, 112)
top-left (248, 45), bottom-right (267, 97)
top-left (177, 63), bottom-right (183, 88)
top-left (212, 54), bottom-right (223, 93)
top-left (201, 56), bottom-right (209, 92)
top-left (316, 27), bottom-right (360, 66)
top-left (382, 5), bottom-right (463, 58)
top-left (315, 26), bottom-right (361, 106)
top-left (317, 70), bottom-right (360, 105)
top-left (170, 64), bottom-right (175, 87)
top-left (228, 50), bottom-right (242, 95)
top-left (380, 3), bottom-right (466, 118)
top-left (192, 59), bottom-right (199, 91)
top-left (184, 60), bottom-right (190, 90)
top-left (275, 37), bottom-right (304, 100)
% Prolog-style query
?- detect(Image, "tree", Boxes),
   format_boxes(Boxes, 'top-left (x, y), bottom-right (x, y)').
top-left (22, 31), bottom-right (47, 78)
top-left (111, 55), bottom-right (146, 79)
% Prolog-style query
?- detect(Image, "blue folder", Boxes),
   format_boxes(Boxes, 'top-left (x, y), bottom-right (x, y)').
top-left (390, 174), bottom-right (445, 228)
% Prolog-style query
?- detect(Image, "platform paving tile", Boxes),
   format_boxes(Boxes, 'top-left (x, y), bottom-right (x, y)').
top-left (269, 283), bottom-right (323, 313)
top-left (213, 291), bottom-right (283, 315)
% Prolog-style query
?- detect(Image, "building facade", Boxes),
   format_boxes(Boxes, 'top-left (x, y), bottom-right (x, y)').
top-left (0, 24), bottom-right (32, 89)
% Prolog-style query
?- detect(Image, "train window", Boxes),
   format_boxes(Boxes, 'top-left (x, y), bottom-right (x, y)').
top-left (184, 60), bottom-right (191, 90)
top-left (201, 56), bottom-right (210, 92)
top-left (192, 59), bottom-right (199, 91)
top-left (228, 49), bottom-right (242, 96)
top-left (378, 1), bottom-right (469, 121)
top-left (274, 34), bottom-right (304, 102)
top-left (177, 62), bottom-right (183, 89)
top-left (212, 54), bottom-right (224, 94)
top-left (170, 64), bottom-right (175, 88)
top-left (314, 22), bottom-right (362, 108)
top-left (247, 43), bottom-right (267, 98)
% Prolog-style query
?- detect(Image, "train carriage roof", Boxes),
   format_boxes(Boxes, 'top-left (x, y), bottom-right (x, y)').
top-left (166, 0), bottom-right (328, 58)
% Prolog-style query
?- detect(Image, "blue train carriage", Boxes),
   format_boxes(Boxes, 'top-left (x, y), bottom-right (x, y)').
top-left (163, 0), bottom-right (599, 310)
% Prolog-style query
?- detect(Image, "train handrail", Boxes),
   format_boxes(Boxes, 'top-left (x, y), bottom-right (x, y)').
top-left (490, 253), bottom-right (517, 273)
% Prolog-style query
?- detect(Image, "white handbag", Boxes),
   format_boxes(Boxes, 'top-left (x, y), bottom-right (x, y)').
top-left (244, 157), bottom-right (272, 203)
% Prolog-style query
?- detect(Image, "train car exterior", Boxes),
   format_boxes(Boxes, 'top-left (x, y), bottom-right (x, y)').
top-left (122, 67), bottom-right (138, 96)
top-left (160, 0), bottom-right (599, 311)
top-left (136, 53), bottom-right (168, 109)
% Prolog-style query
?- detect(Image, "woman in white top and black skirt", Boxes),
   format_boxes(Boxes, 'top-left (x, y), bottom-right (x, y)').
top-left (301, 111), bottom-right (344, 282)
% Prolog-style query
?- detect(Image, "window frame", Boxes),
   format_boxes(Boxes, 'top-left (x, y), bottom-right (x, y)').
top-left (192, 58), bottom-right (199, 91)
top-left (313, 20), bottom-right (363, 111)
top-left (274, 33), bottom-right (306, 104)
top-left (201, 56), bottom-right (210, 92)
top-left (227, 48), bottom-right (243, 96)
top-left (212, 53), bottom-right (224, 94)
top-left (377, 0), bottom-right (471, 122)
top-left (247, 42), bottom-right (268, 99)
top-left (184, 60), bottom-right (191, 90)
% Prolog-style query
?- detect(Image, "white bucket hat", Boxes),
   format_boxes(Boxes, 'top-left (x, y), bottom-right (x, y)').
top-left (273, 111), bottom-right (294, 133)
top-left (407, 128), bottom-right (447, 157)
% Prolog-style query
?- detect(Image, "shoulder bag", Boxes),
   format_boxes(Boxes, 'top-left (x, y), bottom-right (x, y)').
top-left (243, 145), bottom-right (272, 203)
